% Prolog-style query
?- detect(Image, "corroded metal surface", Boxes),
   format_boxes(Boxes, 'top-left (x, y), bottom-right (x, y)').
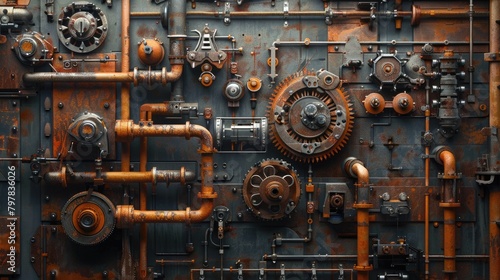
top-left (0, 0), bottom-right (498, 279)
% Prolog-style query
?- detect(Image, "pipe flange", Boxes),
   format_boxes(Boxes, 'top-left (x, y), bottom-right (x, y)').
top-left (116, 205), bottom-right (134, 229)
top-left (61, 191), bottom-right (116, 245)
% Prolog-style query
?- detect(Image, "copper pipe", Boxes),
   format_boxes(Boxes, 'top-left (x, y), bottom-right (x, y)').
top-left (344, 158), bottom-right (373, 280)
top-left (443, 208), bottom-right (457, 278)
top-left (44, 168), bottom-right (195, 186)
top-left (489, 1), bottom-right (500, 279)
top-left (117, 199), bottom-right (214, 227)
top-left (115, 120), bottom-right (217, 228)
top-left (23, 66), bottom-right (183, 86)
top-left (119, 1), bottom-right (133, 279)
top-left (434, 147), bottom-right (460, 279)
top-left (439, 151), bottom-right (457, 179)
top-left (139, 118), bottom-right (148, 280)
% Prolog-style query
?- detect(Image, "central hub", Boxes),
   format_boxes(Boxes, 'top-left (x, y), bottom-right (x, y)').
top-left (77, 209), bottom-right (99, 231)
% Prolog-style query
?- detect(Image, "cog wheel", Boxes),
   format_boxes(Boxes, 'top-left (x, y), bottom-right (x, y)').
top-left (242, 159), bottom-right (301, 220)
top-left (61, 191), bottom-right (116, 245)
top-left (267, 69), bottom-right (354, 163)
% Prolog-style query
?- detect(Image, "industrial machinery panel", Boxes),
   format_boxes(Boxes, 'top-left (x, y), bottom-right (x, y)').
top-left (0, 0), bottom-right (498, 279)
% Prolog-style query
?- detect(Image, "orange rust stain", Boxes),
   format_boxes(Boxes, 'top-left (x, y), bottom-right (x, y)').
top-left (20, 109), bottom-right (33, 122)
top-left (137, 24), bottom-right (158, 38)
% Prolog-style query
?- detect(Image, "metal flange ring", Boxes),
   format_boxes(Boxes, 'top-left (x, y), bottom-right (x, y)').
top-left (61, 191), bottom-right (116, 245)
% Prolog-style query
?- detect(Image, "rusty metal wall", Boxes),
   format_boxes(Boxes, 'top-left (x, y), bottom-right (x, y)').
top-left (0, 0), bottom-right (498, 279)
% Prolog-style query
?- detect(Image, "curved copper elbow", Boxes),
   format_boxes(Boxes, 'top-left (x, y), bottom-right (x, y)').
top-left (344, 157), bottom-right (369, 186)
top-left (439, 150), bottom-right (456, 178)
top-left (116, 199), bottom-right (214, 228)
top-left (433, 146), bottom-right (456, 179)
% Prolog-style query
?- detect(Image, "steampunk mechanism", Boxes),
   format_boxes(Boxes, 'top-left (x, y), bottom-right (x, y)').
top-left (61, 191), bottom-right (116, 245)
top-left (267, 70), bottom-right (354, 163)
top-left (242, 159), bottom-right (300, 220)
top-left (56, 1), bottom-right (108, 53)
top-left (2, 0), bottom-right (499, 279)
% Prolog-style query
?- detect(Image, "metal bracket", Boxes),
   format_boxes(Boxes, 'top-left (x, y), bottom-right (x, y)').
top-left (311, 262), bottom-right (317, 280)
top-left (45, 0), bottom-right (54, 22)
top-left (343, 36), bottom-right (363, 69)
top-left (267, 45), bottom-right (278, 84)
top-left (338, 264), bottom-right (344, 280)
top-left (237, 263), bottom-right (243, 280)
top-left (283, 1), bottom-right (289, 27)
top-left (224, 2), bottom-right (231, 25)
top-left (258, 261), bottom-right (266, 280)
top-left (280, 263), bottom-right (286, 280)
top-left (325, 7), bottom-right (333, 25)
top-left (484, 52), bottom-right (500, 62)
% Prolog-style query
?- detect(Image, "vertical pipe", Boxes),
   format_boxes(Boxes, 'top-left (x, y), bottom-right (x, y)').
top-left (424, 77), bottom-right (431, 280)
top-left (489, 1), bottom-right (500, 279)
top-left (434, 148), bottom-right (459, 280)
top-left (120, 1), bottom-right (133, 280)
top-left (169, 0), bottom-right (187, 102)
top-left (443, 208), bottom-right (457, 277)
top-left (139, 111), bottom-right (149, 280)
top-left (344, 158), bottom-right (373, 280)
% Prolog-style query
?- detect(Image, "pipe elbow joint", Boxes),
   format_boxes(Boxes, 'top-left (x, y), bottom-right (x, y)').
top-left (432, 146), bottom-right (456, 178)
top-left (344, 157), bottom-right (369, 185)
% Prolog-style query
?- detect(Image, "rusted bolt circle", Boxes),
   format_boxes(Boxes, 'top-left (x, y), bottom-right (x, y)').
top-left (479, 104), bottom-right (487, 111)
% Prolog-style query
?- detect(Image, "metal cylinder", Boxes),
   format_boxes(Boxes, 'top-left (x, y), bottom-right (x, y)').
top-left (344, 158), bottom-right (373, 279)
top-left (44, 168), bottom-right (195, 186)
top-left (443, 208), bottom-right (457, 277)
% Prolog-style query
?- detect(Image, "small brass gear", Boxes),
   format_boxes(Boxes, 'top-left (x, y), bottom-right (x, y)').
top-left (266, 69), bottom-right (354, 163)
top-left (242, 159), bottom-right (301, 221)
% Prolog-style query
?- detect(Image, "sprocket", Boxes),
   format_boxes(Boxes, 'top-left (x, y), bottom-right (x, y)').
top-left (266, 69), bottom-right (354, 163)
top-left (242, 159), bottom-right (301, 221)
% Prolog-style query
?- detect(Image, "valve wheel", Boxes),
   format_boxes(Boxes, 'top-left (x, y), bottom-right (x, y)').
top-left (61, 191), bottom-right (115, 245)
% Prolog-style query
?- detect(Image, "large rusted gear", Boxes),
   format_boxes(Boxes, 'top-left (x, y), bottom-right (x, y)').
top-left (267, 69), bottom-right (354, 163)
top-left (242, 159), bottom-right (301, 220)
top-left (61, 191), bottom-right (116, 245)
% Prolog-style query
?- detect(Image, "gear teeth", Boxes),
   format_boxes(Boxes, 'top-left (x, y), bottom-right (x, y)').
top-left (267, 70), bottom-right (354, 163)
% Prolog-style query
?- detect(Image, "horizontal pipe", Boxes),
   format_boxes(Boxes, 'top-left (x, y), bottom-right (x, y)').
top-left (23, 65), bottom-right (183, 86)
top-left (44, 168), bottom-right (195, 187)
top-left (130, 8), bottom-right (488, 19)
top-left (116, 199), bottom-right (213, 226)
top-left (115, 121), bottom-right (216, 227)
top-left (262, 254), bottom-right (489, 261)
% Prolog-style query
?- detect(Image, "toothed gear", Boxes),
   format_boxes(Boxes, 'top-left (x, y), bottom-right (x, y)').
top-left (61, 191), bottom-right (116, 246)
top-left (267, 69), bottom-right (354, 163)
top-left (242, 159), bottom-right (301, 220)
